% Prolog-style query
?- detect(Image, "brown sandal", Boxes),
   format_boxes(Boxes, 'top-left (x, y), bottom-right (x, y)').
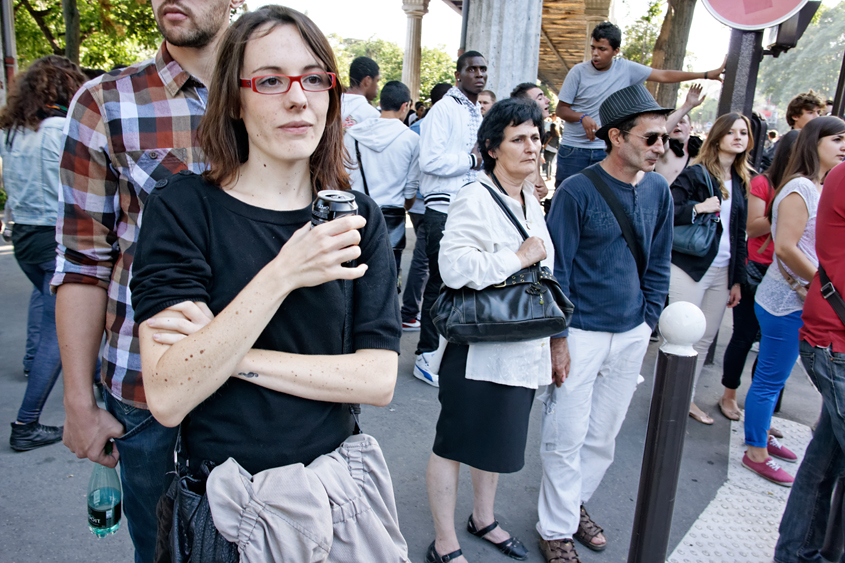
top-left (538, 538), bottom-right (581, 563)
top-left (574, 505), bottom-right (606, 552)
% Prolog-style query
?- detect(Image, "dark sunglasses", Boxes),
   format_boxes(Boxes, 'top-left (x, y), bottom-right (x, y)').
top-left (628, 132), bottom-right (670, 146)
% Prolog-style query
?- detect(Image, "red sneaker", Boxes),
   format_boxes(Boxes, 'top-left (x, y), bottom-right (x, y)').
top-left (768, 435), bottom-right (798, 463)
top-left (742, 453), bottom-right (794, 487)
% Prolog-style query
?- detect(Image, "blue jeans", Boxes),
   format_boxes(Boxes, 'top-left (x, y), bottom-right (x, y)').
top-left (775, 342), bottom-right (845, 563)
top-left (555, 145), bottom-right (606, 187)
top-left (24, 286), bottom-right (42, 373)
top-left (103, 392), bottom-right (178, 563)
top-left (745, 305), bottom-right (803, 448)
top-left (400, 212), bottom-right (429, 323)
top-left (15, 259), bottom-right (62, 424)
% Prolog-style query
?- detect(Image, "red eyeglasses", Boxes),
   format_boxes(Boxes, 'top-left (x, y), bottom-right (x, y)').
top-left (239, 72), bottom-right (336, 95)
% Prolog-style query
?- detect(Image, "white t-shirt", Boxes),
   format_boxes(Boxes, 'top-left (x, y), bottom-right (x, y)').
top-left (712, 179), bottom-right (732, 267)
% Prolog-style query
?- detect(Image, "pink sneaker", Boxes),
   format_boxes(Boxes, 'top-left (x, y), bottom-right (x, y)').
top-left (742, 453), bottom-right (794, 487)
top-left (768, 435), bottom-right (797, 463)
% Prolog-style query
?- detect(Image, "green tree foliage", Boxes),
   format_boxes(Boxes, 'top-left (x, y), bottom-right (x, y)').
top-left (622, 0), bottom-right (663, 66)
top-left (757, 1), bottom-right (845, 110)
top-left (329, 34), bottom-right (454, 103)
top-left (14, 0), bottom-right (161, 70)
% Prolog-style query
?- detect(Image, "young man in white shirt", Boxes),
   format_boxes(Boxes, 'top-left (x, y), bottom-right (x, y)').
top-left (413, 50), bottom-right (487, 387)
top-left (341, 56), bottom-right (380, 131)
top-left (344, 81), bottom-right (420, 281)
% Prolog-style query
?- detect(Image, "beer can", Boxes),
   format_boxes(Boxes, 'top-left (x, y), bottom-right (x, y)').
top-left (311, 190), bottom-right (358, 226)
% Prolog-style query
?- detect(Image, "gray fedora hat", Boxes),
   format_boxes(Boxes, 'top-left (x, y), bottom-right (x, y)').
top-left (595, 83), bottom-right (672, 141)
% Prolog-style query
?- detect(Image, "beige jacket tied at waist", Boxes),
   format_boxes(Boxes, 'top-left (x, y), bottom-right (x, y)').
top-left (206, 433), bottom-right (411, 562)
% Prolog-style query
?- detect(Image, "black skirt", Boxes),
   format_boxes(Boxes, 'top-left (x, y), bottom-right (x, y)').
top-left (432, 343), bottom-right (537, 474)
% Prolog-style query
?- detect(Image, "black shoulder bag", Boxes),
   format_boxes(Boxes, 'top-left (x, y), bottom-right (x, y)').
top-left (581, 167), bottom-right (646, 281)
top-left (820, 264), bottom-right (845, 327)
top-left (354, 139), bottom-right (406, 253)
top-left (431, 181), bottom-right (574, 344)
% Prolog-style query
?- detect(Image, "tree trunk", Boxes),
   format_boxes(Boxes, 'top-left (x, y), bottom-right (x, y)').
top-left (650, 0), bottom-right (698, 108)
top-left (647, 5), bottom-right (673, 98)
top-left (63, 0), bottom-right (80, 64)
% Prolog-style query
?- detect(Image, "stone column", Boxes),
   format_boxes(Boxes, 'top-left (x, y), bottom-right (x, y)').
top-left (465, 0), bottom-right (543, 101)
top-left (402, 0), bottom-right (430, 103)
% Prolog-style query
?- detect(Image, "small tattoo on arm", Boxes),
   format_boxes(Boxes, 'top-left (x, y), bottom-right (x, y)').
top-left (238, 371), bottom-right (259, 379)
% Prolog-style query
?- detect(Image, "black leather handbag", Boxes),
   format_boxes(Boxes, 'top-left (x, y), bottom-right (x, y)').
top-left (672, 164), bottom-right (720, 257)
top-left (431, 182), bottom-right (573, 344)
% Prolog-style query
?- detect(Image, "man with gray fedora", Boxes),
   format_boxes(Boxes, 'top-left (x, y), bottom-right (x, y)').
top-left (536, 84), bottom-right (675, 563)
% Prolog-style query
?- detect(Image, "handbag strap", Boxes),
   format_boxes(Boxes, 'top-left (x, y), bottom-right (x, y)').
top-left (354, 139), bottom-right (370, 196)
top-left (479, 183), bottom-right (531, 241)
top-left (819, 264), bottom-right (845, 327)
top-left (581, 167), bottom-right (646, 281)
top-left (342, 271), bottom-right (361, 432)
top-left (696, 163), bottom-right (715, 199)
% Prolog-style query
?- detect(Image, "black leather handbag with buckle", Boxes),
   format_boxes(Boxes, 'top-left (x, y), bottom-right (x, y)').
top-left (431, 181), bottom-right (573, 344)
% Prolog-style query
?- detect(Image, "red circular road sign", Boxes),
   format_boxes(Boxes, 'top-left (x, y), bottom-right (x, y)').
top-left (701, 0), bottom-right (808, 30)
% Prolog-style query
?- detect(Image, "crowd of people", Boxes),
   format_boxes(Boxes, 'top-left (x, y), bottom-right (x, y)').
top-left (1, 4), bottom-right (844, 563)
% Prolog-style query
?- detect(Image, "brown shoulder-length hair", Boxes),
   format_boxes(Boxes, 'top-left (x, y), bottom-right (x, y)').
top-left (0, 55), bottom-right (86, 138)
top-left (199, 5), bottom-right (350, 192)
top-left (767, 115), bottom-right (845, 222)
top-left (691, 112), bottom-right (754, 198)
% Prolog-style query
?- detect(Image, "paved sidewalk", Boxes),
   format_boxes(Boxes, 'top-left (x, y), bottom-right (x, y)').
top-left (0, 234), bottom-right (823, 562)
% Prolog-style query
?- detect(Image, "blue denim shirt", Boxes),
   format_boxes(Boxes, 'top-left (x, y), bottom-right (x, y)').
top-left (0, 117), bottom-right (65, 226)
top-left (546, 163), bottom-right (674, 336)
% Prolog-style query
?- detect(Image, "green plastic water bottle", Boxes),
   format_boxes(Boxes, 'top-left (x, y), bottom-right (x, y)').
top-left (87, 441), bottom-right (122, 537)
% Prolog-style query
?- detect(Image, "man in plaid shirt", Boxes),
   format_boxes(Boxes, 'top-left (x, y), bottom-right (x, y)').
top-left (53, 1), bottom-right (243, 560)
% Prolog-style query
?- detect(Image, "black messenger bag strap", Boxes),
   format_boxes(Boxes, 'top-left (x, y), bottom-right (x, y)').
top-left (819, 264), bottom-right (845, 328)
top-left (354, 139), bottom-right (370, 196)
top-left (581, 168), bottom-right (646, 281)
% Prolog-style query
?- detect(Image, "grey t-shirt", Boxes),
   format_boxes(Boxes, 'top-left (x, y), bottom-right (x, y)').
top-left (558, 58), bottom-right (653, 150)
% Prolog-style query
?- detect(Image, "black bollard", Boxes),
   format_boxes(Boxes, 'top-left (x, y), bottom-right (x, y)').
top-left (628, 302), bottom-right (703, 563)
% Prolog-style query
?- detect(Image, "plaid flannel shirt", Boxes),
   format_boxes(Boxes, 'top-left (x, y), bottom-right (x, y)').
top-left (52, 43), bottom-right (208, 408)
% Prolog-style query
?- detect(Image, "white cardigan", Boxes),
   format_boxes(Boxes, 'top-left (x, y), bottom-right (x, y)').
top-left (438, 174), bottom-right (554, 389)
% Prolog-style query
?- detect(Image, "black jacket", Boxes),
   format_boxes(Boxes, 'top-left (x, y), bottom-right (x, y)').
top-left (670, 164), bottom-right (748, 286)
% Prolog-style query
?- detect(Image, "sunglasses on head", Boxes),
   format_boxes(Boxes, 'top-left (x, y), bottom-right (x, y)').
top-left (627, 131), bottom-right (670, 146)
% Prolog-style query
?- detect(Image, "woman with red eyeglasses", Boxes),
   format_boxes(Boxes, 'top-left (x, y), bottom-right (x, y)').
top-left (128, 7), bottom-right (403, 557)
top-left (668, 112), bottom-right (752, 425)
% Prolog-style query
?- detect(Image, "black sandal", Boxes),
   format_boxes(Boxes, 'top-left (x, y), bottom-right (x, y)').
top-left (425, 541), bottom-right (463, 563)
top-left (467, 514), bottom-right (529, 561)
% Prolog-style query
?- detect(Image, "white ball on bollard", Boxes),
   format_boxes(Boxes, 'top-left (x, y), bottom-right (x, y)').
top-left (658, 301), bottom-right (706, 357)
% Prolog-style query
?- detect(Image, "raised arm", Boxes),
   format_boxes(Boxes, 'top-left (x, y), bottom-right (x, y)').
top-left (664, 84), bottom-right (705, 136)
top-left (648, 57), bottom-right (726, 84)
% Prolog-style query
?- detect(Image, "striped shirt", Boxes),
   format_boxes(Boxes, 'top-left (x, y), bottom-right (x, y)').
top-left (52, 43), bottom-right (209, 408)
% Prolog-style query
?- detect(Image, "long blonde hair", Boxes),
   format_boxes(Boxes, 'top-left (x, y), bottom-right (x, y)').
top-left (690, 112), bottom-right (754, 198)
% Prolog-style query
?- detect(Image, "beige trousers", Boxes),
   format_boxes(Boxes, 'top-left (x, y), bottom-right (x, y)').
top-left (668, 263), bottom-right (730, 400)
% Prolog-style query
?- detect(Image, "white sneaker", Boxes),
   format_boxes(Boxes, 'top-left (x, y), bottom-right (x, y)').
top-left (414, 352), bottom-right (440, 387)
